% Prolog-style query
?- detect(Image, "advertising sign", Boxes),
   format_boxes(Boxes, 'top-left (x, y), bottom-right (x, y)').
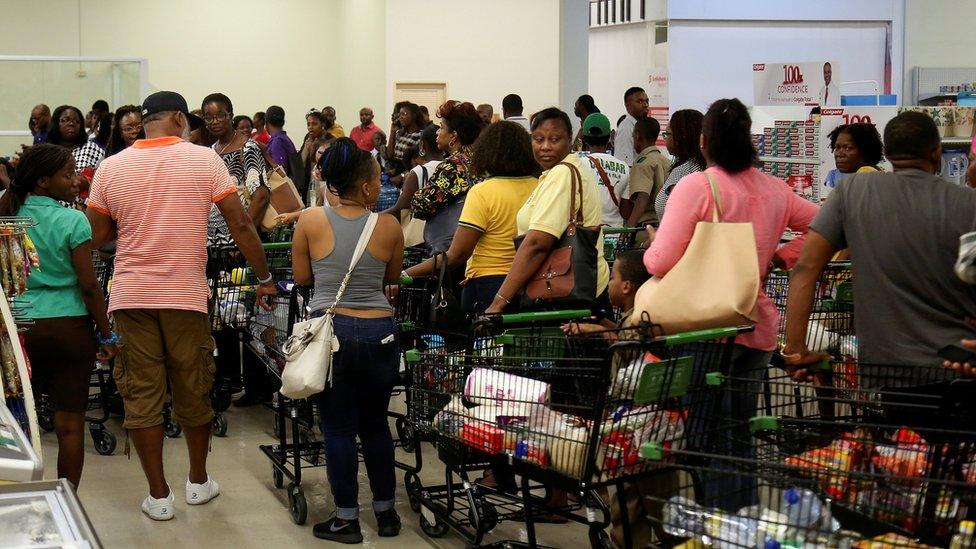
top-left (818, 106), bottom-right (898, 199)
top-left (754, 61), bottom-right (841, 106)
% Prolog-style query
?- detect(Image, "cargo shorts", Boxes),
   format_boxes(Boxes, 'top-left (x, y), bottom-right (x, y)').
top-left (113, 309), bottom-right (216, 430)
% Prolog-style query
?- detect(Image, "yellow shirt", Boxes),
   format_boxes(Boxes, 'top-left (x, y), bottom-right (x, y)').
top-left (856, 165), bottom-right (879, 174)
top-left (458, 176), bottom-right (539, 279)
top-left (327, 123), bottom-right (345, 139)
top-left (515, 154), bottom-right (610, 295)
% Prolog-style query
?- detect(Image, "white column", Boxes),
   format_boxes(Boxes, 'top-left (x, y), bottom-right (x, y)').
top-left (559, 0), bottom-right (590, 129)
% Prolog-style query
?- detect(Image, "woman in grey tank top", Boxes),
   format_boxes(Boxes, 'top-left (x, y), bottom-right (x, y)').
top-left (291, 138), bottom-right (405, 542)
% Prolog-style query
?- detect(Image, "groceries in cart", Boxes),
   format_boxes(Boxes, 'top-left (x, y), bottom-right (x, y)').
top-left (662, 489), bottom-right (846, 549)
top-left (430, 362), bottom-right (692, 481)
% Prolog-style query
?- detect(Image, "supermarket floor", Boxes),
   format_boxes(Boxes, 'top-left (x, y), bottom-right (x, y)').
top-left (39, 395), bottom-right (589, 548)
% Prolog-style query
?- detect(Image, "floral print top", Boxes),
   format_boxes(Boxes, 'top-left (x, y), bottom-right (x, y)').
top-left (410, 147), bottom-right (479, 220)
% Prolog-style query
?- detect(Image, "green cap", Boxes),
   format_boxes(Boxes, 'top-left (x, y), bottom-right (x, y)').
top-left (582, 113), bottom-right (612, 138)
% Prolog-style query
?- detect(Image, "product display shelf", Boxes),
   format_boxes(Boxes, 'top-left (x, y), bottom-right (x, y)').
top-left (0, 217), bottom-right (41, 455)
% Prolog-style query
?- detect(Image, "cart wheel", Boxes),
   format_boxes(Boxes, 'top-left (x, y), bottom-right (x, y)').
top-left (288, 483), bottom-right (307, 524)
top-left (470, 499), bottom-right (498, 533)
top-left (397, 418), bottom-right (416, 453)
top-left (272, 466), bottom-right (284, 489)
top-left (589, 528), bottom-right (612, 549)
top-left (93, 430), bottom-right (117, 456)
top-left (420, 514), bottom-right (449, 538)
top-left (405, 473), bottom-right (422, 513)
top-left (163, 419), bottom-right (182, 438)
top-left (213, 414), bottom-right (228, 437)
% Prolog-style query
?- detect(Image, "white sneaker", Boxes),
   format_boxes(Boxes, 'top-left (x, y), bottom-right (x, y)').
top-left (142, 489), bottom-right (175, 521)
top-left (186, 476), bottom-right (220, 505)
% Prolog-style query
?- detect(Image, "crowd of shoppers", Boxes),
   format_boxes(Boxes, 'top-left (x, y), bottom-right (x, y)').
top-left (5, 83), bottom-right (976, 548)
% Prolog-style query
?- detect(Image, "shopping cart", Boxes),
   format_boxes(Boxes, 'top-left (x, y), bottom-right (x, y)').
top-left (206, 242), bottom-right (294, 437)
top-left (260, 273), bottom-right (424, 525)
top-left (641, 357), bottom-right (976, 548)
top-left (602, 227), bottom-right (644, 267)
top-left (404, 309), bottom-right (751, 548)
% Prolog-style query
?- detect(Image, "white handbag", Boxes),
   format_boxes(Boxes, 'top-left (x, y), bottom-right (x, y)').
top-left (279, 213), bottom-right (379, 399)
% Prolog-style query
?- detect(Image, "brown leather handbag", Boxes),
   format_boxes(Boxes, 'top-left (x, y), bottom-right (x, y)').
top-left (516, 161), bottom-right (601, 310)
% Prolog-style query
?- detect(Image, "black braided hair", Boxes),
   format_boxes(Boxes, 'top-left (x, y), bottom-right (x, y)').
top-left (0, 144), bottom-right (72, 216)
top-left (318, 137), bottom-right (375, 197)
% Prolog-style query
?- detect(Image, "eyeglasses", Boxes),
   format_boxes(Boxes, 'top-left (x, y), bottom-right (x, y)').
top-left (59, 117), bottom-right (80, 125)
top-left (121, 124), bottom-right (143, 132)
top-left (203, 112), bottom-right (230, 124)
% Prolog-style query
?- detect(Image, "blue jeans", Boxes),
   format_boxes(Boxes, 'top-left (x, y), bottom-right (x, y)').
top-left (685, 343), bottom-right (771, 512)
top-left (460, 275), bottom-right (507, 315)
top-left (314, 314), bottom-right (399, 519)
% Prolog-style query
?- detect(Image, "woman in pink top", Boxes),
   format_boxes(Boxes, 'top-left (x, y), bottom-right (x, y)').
top-left (644, 98), bottom-right (819, 510)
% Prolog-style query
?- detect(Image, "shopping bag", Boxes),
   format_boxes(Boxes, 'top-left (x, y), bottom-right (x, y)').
top-left (260, 165), bottom-right (305, 232)
top-left (630, 171), bottom-right (759, 333)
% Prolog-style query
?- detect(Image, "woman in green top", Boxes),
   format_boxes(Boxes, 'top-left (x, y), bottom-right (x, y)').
top-left (0, 144), bottom-right (116, 487)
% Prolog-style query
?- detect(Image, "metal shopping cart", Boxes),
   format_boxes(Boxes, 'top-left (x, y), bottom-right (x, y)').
top-left (259, 273), bottom-right (426, 525)
top-left (404, 309), bottom-right (751, 548)
top-left (641, 264), bottom-right (976, 548)
top-left (602, 227), bottom-right (644, 267)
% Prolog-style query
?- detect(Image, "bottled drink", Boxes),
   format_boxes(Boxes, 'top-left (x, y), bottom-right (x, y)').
top-left (782, 487), bottom-right (823, 530)
top-left (662, 496), bottom-right (705, 539)
top-left (949, 520), bottom-right (976, 549)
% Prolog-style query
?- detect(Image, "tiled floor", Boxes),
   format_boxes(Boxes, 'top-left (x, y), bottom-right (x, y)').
top-left (40, 396), bottom-right (596, 548)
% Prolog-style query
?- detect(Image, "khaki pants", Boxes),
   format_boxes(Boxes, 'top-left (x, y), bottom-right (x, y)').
top-left (113, 309), bottom-right (216, 429)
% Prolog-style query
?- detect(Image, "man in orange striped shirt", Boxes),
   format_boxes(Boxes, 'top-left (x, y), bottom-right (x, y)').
top-left (87, 91), bottom-right (274, 521)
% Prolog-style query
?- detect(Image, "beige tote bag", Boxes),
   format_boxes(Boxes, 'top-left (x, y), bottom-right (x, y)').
top-left (630, 171), bottom-right (759, 333)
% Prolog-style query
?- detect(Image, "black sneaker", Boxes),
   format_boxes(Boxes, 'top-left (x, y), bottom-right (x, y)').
top-left (313, 516), bottom-right (363, 544)
top-left (375, 508), bottom-right (401, 537)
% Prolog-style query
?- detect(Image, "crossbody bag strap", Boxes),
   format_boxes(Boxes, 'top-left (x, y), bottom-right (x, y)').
top-left (703, 170), bottom-right (724, 223)
top-left (326, 213), bottom-right (379, 314)
top-left (588, 156), bottom-right (619, 207)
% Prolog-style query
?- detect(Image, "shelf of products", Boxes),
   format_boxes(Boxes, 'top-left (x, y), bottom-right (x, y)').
top-left (754, 118), bottom-right (821, 204)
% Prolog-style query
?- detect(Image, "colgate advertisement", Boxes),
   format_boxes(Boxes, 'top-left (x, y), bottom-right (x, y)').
top-left (754, 61), bottom-right (840, 106)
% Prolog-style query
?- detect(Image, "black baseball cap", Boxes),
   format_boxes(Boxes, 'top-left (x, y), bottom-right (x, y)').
top-left (141, 91), bottom-right (204, 130)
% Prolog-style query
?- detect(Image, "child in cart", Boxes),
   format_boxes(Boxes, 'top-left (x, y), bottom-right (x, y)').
top-left (561, 249), bottom-right (647, 336)
top-left (562, 250), bottom-right (678, 546)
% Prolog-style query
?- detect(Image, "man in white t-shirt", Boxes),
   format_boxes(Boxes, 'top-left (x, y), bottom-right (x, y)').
top-left (502, 94), bottom-right (531, 133)
top-left (578, 113), bottom-right (630, 227)
top-left (612, 87), bottom-right (649, 166)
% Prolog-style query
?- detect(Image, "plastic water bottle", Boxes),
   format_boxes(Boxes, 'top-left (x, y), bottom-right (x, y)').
top-left (782, 487), bottom-right (823, 530)
top-left (662, 496), bottom-right (705, 538)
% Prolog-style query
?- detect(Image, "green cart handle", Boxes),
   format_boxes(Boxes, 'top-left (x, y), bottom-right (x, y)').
top-left (662, 326), bottom-right (754, 345)
top-left (498, 309), bottom-right (593, 325)
top-left (262, 242), bottom-right (293, 251)
top-left (602, 227), bottom-right (644, 235)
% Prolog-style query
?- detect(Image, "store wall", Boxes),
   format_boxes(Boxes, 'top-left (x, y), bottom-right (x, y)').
top-left (0, 0), bottom-right (349, 140)
top-left (384, 0), bottom-right (562, 126)
top-left (903, 0), bottom-right (976, 103)
top-left (588, 22), bottom-right (658, 128)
